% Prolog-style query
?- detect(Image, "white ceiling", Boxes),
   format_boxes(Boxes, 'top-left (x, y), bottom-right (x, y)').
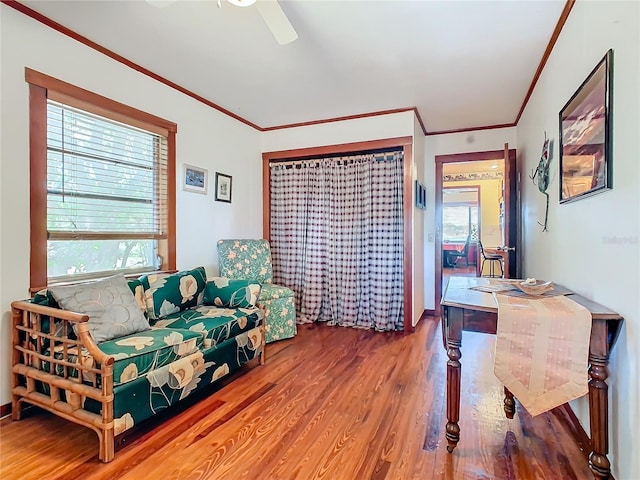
top-left (22, 0), bottom-right (568, 133)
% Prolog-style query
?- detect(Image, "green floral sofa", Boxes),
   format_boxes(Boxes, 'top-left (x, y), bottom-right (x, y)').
top-left (10, 267), bottom-right (264, 462)
top-left (217, 239), bottom-right (296, 343)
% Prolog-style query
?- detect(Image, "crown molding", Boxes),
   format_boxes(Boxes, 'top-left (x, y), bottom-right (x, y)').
top-left (262, 107), bottom-right (428, 135)
top-left (3, 0), bottom-right (575, 136)
top-left (425, 122), bottom-right (516, 137)
top-left (1, 0), bottom-right (262, 131)
top-left (514, 0), bottom-right (576, 124)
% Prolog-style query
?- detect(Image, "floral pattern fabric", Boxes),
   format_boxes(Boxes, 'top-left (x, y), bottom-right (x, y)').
top-left (217, 239), bottom-right (273, 284)
top-left (26, 268), bottom-right (266, 440)
top-left (139, 267), bottom-right (207, 320)
top-left (47, 327), bottom-right (203, 387)
top-left (32, 289), bottom-right (59, 308)
top-left (203, 277), bottom-right (262, 308)
top-left (153, 306), bottom-right (262, 349)
top-left (30, 290), bottom-right (66, 349)
top-left (84, 326), bottom-right (264, 434)
top-left (260, 294), bottom-right (296, 343)
top-left (259, 284), bottom-right (294, 300)
top-left (127, 278), bottom-right (147, 314)
top-left (217, 240), bottom-right (297, 344)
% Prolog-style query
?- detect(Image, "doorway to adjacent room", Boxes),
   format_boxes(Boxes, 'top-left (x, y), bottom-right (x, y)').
top-left (434, 147), bottom-right (519, 316)
top-left (441, 185), bottom-right (481, 287)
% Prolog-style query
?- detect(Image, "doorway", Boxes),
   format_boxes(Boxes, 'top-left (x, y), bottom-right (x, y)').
top-left (442, 185), bottom-right (481, 287)
top-left (434, 148), bottom-right (519, 316)
top-left (262, 136), bottom-right (415, 332)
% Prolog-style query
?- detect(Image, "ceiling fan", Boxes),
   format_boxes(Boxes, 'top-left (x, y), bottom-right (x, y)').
top-left (146, 0), bottom-right (298, 45)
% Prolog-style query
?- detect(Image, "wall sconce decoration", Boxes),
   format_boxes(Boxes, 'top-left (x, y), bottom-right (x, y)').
top-left (530, 132), bottom-right (552, 231)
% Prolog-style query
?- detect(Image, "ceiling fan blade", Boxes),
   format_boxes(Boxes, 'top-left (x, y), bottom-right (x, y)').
top-left (255, 0), bottom-right (298, 45)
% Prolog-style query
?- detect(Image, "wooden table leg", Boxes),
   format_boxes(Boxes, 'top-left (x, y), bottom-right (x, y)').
top-left (588, 353), bottom-right (611, 479)
top-left (445, 306), bottom-right (463, 453)
top-left (503, 386), bottom-right (515, 419)
top-left (588, 320), bottom-right (611, 480)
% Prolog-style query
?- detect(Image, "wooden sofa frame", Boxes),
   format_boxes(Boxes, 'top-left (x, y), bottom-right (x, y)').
top-left (11, 300), bottom-right (266, 462)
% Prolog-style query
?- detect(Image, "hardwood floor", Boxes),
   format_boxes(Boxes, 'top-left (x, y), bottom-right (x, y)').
top-left (0, 319), bottom-right (593, 480)
top-left (443, 265), bottom-right (477, 290)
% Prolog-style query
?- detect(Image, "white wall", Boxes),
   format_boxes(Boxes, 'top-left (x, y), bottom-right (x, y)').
top-left (421, 127), bottom-right (517, 309)
top-left (413, 116), bottom-right (426, 326)
top-left (0, 5), bottom-right (262, 406)
top-left (517, 1), bottom-right (639, 478)
top-left (260, 111), bottom-right (415, 152)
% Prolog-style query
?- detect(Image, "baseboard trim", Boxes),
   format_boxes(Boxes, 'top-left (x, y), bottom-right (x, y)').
top-left (413, 309), bottom-right (436, 329)
top-left (1, 402), bottom-right (11, 418)
top-left (422, 309), bottom-right (436, 317)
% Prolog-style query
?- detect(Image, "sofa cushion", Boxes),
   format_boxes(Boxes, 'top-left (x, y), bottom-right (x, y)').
top-left (48, 327), bottom-right (204, 388)
top-left (127, 278), bottom-right (147, 315)
top-left (32, 289), bottom-right (60, 308)
top-left (153, 305), bottom-right (262, 349)
top-left (31, 290), bottom-right (66, 346)
top-left (84, 326), bottom-right (264, 434)
top-left (48, 274), bottom-right (151, 343)
top-left (203, 277), bottom-right (261, 308)
top-left (139, 267), bottom-right (207, 320)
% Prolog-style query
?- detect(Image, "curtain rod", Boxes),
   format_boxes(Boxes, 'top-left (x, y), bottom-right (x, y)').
top-left (269, 149), bottom-right (402, 167)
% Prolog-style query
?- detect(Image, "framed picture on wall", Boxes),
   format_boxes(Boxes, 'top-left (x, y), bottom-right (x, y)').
top-left (415, 181), bottom-right (427, 210)
top-left (215, 172), bottom-right (232, 203)
top-left (183, 164), bottom-right (208, 194)
top-left (559, 49), bottom-right (613, 203)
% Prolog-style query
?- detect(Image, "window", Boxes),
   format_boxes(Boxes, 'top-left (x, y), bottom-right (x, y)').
top-left (27, 68), bottom-right (176, 290)
top-left (443, 204), bottom-right (479, 243)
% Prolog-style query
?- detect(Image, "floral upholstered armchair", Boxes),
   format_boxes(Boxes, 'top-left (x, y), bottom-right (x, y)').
top-left (217, 239), bottom-right (296, 343)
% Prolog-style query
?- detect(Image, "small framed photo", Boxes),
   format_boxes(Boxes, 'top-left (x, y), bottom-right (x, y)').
top-left (183, 164), bottom-right (208, 194)
top-left (215, 172), bottom-right (232, 203)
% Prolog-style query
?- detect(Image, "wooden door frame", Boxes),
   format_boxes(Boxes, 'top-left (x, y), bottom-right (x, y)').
top-left (435, 149), bottom-right (516, 316)
top-left (262, 136), bottom-right (414, 333)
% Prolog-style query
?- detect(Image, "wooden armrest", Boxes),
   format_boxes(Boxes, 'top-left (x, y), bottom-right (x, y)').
top-left (11, 300), bottom-right (115, 367)
top-left (12, 300), bottom-right (88, 323)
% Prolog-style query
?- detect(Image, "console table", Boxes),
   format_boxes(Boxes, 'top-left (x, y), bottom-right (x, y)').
top-left (441, 276), bottom-right (623, 479)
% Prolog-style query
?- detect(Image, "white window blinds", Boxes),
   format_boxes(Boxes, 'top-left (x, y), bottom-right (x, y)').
top-left (46, 100), bottom-right (168, 279)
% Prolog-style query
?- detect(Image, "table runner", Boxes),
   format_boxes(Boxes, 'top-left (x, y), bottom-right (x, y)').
top-left (493, 293), bottom-right (592, 416)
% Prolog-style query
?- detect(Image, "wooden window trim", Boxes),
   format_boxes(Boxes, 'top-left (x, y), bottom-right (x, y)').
top-left (29, 83), bottom-right (48, 292)
top-left (27, 68), bottom-right (176, 292)
top-left (26, 68), bottom-right (177, 135)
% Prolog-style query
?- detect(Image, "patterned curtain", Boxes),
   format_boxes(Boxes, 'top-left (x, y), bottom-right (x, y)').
top-left (270, 151), bottom-right (404, 331)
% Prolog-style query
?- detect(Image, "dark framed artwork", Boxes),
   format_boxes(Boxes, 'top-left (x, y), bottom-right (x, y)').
top-left (215, 172), bottom-right (232, 203)
top-left (415, 180), bottom-right (427, 210)
top-left (559, 49), bottom-right (613, 203)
